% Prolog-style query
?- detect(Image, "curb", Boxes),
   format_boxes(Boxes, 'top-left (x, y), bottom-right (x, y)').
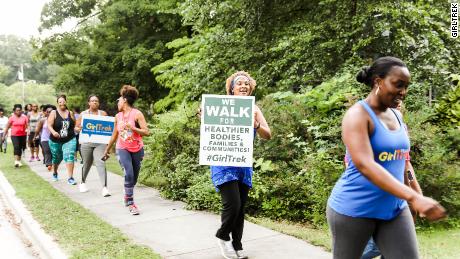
top-left (0, 170), bottom-right (67, 259)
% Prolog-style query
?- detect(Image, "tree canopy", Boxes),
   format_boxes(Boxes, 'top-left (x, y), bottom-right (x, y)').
top-left (0, 35), bottom-right (56, 85)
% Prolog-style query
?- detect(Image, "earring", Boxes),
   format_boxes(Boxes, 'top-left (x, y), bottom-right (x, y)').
top-left (375, 86), bottom-right (380, 96)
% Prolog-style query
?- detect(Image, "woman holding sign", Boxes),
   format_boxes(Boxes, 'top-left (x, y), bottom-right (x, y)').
top-left (104, 85), bottom-right (149, 215)
top-left (48, 95), bottom-right (77, 185)
top-left (211, 71), bottom-right (271, 259)
top-left (327, 57), bottom-right (446, 259)
top-left (75, 95), bottom-right (111, 197)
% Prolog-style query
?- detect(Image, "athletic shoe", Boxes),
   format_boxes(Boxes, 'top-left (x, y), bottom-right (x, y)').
top-left (29, 156), bottom-right (34, 162)
top-left (128, 203), bottom-right (140, 215)
top-left (17, 161), bottom-right (23, 167)
top-left (217, 239), bottom-right (238, 259)
top-left (52, 173), bottom-right (58, 181)
top-left (79, 183), bottom-right (88, 193)
top-left (67, 178), bottom-right (77, 185)
top-left (35, 157), bottom-right (41, 161)
top-left (102, 187), bottom-right (111, 197)
top-left (235, 250), bottom-right (248, 259)
top-left (47, 165), bottom-right (52, 171)
top-left (14, 161), bottom-right (19, 168)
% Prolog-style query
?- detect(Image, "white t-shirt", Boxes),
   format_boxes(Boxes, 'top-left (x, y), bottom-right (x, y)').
top-left (0, 116), bottom-right (8, 134)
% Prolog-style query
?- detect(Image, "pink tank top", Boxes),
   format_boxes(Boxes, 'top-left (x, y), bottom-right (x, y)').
top-left (116, 109), bottom-right (143, 152)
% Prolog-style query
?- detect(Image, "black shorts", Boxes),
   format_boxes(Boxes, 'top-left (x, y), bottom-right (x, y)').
top-left (28, 133), bottom-right (40, 148)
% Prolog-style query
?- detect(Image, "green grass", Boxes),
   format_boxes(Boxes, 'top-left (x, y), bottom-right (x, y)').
top-left (418, 228), bottom-right (460, 259)
top-left (0, 148), bottom-right (160, 259)
top-left (248, 217), bottom-right (460, 259)
top-left (248, 217), bottom-right (331, 250)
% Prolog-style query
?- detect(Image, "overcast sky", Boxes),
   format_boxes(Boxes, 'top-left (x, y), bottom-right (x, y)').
top-left (0, 0), bottom-right (75, 39)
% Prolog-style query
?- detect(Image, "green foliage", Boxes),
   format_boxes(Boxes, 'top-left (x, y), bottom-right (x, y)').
top-left (37, 0), bottom-right (187, 114)
top-left (0, 35), bottom-right (54, 85)
top-left (153, 0), bottom-right (459, 107)
top-left (0, 82), bottom-right (56, 110)
top-left (430, 75), bottom-right (460, 128)
top-left (405, 111), bottom-right (460, 226)
top-left (0, 64), bottom-right (10, 81)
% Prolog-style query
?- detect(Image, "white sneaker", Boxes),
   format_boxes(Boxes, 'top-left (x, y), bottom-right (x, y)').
top-left (217, 238), bottom-right (238, 259)
top-left (236, 250), bottom-right (248, 259)
top-left (14, 161), bottom-right (19, 168)
top-left (79, 183), bottom-right (88, 193)
top-left (17, 161), bottom-right (23, 167)
top-left (102, 187), bottom-right (111, 197)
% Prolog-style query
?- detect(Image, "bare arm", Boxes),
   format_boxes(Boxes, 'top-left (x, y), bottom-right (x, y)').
top-left (405, 160), bottom-right (423, 195)
top-left (131, 112), bottom-right (150, 137)
top-left (34, 119), bottom-right (44, 139)
top-left (75, 113), bottom-right (83, 133)
top-left (47, 111), bottom-right (60, 139)
top-left (254, 105), bottom-right (271, 140)
top-left (104, 116), bottom-right (119, 155)
top-left (343, 105), bottom-right (445, 221)
top-left (1, 121), bottom-right (10, 141)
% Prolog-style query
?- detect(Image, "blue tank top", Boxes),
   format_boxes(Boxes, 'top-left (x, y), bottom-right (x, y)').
top-left (328, 101), bottom-right (410, 220)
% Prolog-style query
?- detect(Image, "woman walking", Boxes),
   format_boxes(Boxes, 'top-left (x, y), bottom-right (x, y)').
top-left (27, 103), bottom-right (41, 161)
top-left (211, 71), bottom-right (271, 259)
top-left (327, 57), bottom-right (446, 259)
top-left (104, 85), bottom-right (149, 215)
top-left (47, 95), bottom-right (77, 184)
top-left (75, 95), bottom-right (111, 197)
top-left (1, 104), bottom-right (28, 167)
top-left (34, 105), bottom-right (54, 171)
top-left (0, 107), bottom-right (9, 153)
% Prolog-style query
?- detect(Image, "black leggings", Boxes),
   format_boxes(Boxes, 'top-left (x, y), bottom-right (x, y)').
top-left (216, 180), bottom-right (250, 251)
top-left (327, 206), bottom-right (419, 259)
top-left (41, 141), bottom-right (52, 166)
top-left (11, 136), bottom-right (27, 156)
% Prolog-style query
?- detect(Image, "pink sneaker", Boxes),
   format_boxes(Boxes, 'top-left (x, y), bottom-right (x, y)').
top-left (29, 156), bottom-right (34, 162)
top-left (35, 156), bottom-right (41, 161)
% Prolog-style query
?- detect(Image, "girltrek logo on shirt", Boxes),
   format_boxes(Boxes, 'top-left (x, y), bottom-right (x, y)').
top-left (378, 149), bottom-right (410, 162)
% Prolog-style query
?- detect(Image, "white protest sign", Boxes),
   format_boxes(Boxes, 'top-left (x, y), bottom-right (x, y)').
top-left (79, 114), bottom-right (115, 144)
top-left (199, 94), bottom-right (254, 167)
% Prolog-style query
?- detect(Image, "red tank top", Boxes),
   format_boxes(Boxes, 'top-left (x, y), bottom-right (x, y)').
top-left (116, 109), bottom-right (143, 152)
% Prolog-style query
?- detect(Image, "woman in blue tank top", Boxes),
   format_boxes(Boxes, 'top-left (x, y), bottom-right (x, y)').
top-left (327, 57), bottom-right (446, 259)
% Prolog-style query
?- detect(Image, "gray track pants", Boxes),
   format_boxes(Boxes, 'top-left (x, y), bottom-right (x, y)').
top-left (80, 143), bottom-right (107, 187)
top-left (327, 205), bottom-right (419, 259)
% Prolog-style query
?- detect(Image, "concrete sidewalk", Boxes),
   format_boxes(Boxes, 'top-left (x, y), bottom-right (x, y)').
top-left (25, 155), bottom-right (331, 259)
